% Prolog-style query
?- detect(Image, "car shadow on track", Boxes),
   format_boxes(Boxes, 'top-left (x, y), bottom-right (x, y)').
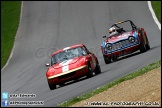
top-left (108, 46), bottom-right (154, 65)
top-left (116, 45), bottom-right (160, 62)
top-left (116, 51), bottom-right (141, 62)
top-left (101, 50), bottom-right (148, 73)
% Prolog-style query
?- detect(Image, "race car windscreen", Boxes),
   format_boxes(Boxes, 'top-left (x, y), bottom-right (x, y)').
top-left (51, 47), bottom-right (86, 65)
top-left (115, 21), bottom-right (133, 32)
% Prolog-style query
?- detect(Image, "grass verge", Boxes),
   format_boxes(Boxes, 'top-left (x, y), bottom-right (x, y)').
top-left (1, 1), bottom-right (21, 68)
top-left (151, 1), bottom-right (161, 23)
top-left (57, 60), bottom-right (161, 107)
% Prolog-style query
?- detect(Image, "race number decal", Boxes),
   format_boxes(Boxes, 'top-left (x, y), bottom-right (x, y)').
top-left (62, 65), bottom-right (69, 72)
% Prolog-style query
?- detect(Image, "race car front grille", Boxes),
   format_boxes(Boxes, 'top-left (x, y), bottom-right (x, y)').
top-left (58, 71), bottom-right (76, 79)
top-left (112, 39), bottom-right (130, 50)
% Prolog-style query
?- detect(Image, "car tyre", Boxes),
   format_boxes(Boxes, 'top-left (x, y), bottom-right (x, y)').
top-left (94, 63), bottom-right (101, 75)
top-left (87, 63), bottom-right (93, 78)
top-left (48, 81), bottom-right (56, 90)
top-left (140, 38), bottom-right (147, 53)
top-left (103, 55), bottom-right (111, 64)
top-left (112, 55), bottom-right (118, 61)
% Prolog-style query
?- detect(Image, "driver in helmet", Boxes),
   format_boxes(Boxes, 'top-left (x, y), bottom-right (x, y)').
top-left (109, 27), bottom-right (118, 36)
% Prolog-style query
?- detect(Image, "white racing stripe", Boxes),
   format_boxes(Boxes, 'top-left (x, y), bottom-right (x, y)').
top-left (59, 59), bottom-right (73, 66)
top-left (59, 59), bottom-right (73, 72)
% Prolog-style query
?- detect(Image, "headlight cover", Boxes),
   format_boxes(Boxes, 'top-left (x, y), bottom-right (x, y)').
top-left (128, 36), bottom-right (135, 43)
top-left (106, 43), bottom-right (112, 51)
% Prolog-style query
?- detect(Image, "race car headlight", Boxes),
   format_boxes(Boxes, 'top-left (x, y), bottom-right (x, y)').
top-left (46, 71), bottom-right (55, 77)
top-left (128, 36), bottom-right (135, 43)
top-left (105, 43), bottom-right (112, 50)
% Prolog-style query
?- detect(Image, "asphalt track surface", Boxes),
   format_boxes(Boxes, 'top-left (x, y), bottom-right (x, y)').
top-left (1, 1), bottom-right (161, 107)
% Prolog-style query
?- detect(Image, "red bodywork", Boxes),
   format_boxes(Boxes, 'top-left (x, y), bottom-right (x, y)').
top-left (46, 44), bottom-right (98, 85)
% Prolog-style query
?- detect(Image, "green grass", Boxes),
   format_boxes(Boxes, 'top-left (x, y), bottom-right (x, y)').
top-left (1, 1), bottom-right (21, 68)
top-left (58, 60), bottom-right (161, 107)
top-left (151, 1), bottom-right (161, 23)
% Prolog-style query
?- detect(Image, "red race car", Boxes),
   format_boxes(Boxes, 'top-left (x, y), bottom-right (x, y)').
top-left (101, 20), bottom-right (150, 64)
top-left (46, 44), bottom-right (101, 90)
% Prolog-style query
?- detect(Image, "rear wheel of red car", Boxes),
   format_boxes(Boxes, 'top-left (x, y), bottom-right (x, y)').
top-left (94, 63), bottom-right (101, 75)
top-left (87, 63), bottom-right (93, 78)
top-left (140, 38), bottom-right (147, 53)
top-left (103, 55), bottom-right (111, 64)
top-left (48, 81), bottom-right (56, 90)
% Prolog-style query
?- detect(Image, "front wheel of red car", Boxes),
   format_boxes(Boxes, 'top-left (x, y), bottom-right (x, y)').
top-left (95, 63), bottom-right (101, 75)
top-left (48, 81), bottom-right (56, 90)
top-left (87, 63), bottom-right (94, 78)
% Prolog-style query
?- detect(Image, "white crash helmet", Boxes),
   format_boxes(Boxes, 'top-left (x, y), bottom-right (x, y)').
top-left (109, 27), bottom-right (116, 34)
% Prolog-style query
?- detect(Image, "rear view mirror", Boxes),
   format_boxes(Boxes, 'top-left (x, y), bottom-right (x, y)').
top-left (103, 36), bottom-right (107, 38)
top-left (45, 63), bottom-right (50, 67)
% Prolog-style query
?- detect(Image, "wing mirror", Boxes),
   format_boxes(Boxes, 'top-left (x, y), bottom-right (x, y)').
top-left (103, 35), bottom-right (107, 38)
top-left (45, 63), bottom-right (50, 67)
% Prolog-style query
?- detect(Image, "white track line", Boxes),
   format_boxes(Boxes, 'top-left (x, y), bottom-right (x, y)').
top-left (1, 1), bottom-right (161, 71)
top-left (1, 1), bottom-right (23, 71)
top-left (147, 1), bottom-right (161, 30)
